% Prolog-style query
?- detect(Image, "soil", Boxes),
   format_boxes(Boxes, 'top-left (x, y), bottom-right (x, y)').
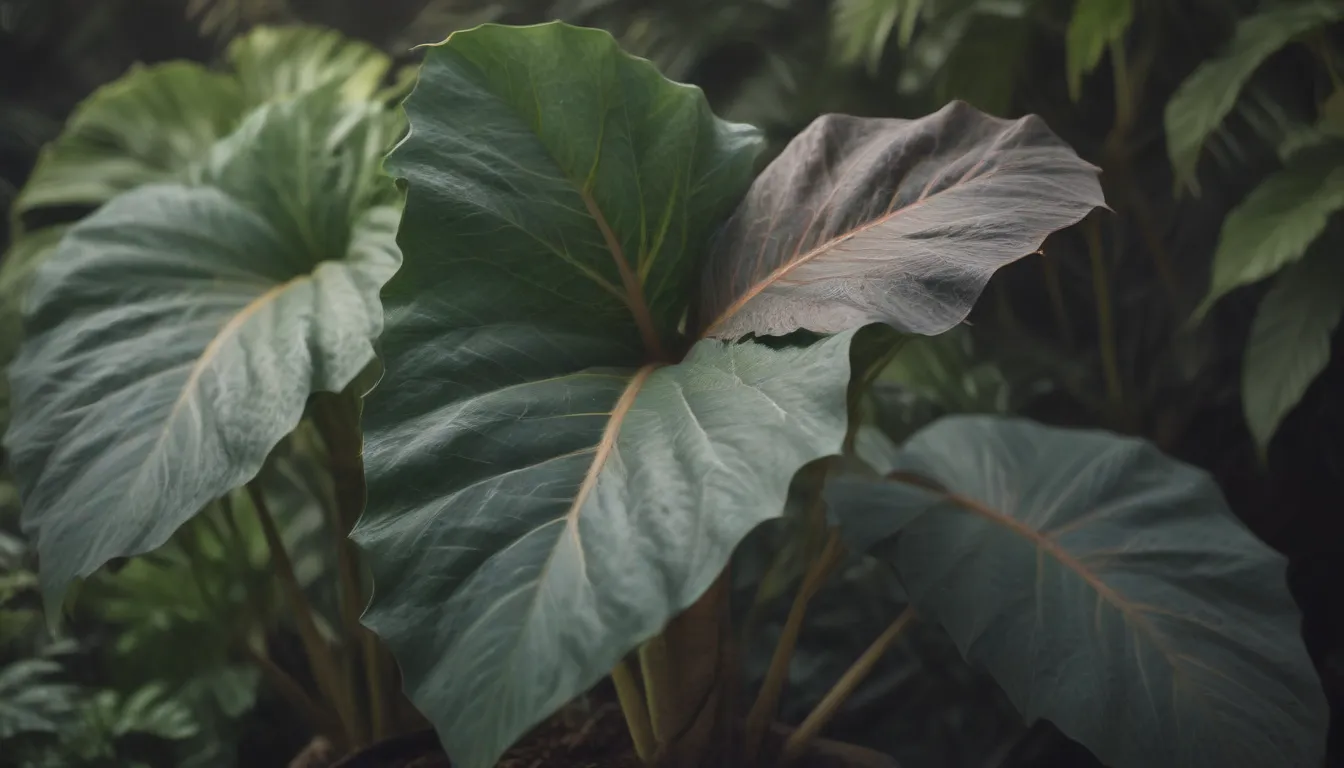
top-left (327, 701), bottom-right (641, 768)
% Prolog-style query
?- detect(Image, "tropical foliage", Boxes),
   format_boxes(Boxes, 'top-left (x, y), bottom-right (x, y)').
top-left (357, 20), bottom-right (1320, 768)
top-left (0, 1), bottom-right (1339, 767)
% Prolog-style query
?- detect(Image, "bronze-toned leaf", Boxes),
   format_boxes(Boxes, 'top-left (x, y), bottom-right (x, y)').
top-left (696, 101), bottom-right (1105, 340)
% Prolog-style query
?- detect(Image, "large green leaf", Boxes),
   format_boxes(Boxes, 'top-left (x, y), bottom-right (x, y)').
top-left (1065, 0), bottom-right (1132, 102)
top-left (4, 90), bottom-right (401, 605)
top-left (1196, 146), bottom-right (1344, 314)
top-left (826, 415), bottom-right (1328, 768)
top-left (694, 101), bottom-right (1103, 340)
top-left (1242, 240), bottom-right (1344, 451)
top-left (354, 22), bottom-right (872, 768)
top-left (360, 333), bottom-right (854, 768)
top-left (224, 25), bottom-right (393, 107)
top-left (1164, 0), bottom-right (1344, 194)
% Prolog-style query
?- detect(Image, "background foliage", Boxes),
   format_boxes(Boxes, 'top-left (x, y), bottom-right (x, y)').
top-left (1, 0), bottom-right (1340, 765)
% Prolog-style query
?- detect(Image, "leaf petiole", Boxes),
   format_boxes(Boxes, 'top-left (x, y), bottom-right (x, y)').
top-left (779, 606), bottom-right (917, 765)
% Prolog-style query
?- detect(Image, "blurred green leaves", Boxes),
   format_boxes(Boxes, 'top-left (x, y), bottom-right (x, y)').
top-left (1242, 240), bottom-right (1344, 451)
top-left (0, 658), bottom-right (76, 740)
top-left (1064, 0), bottom-right (1131, 101)
top-left (1164, 0), bottom-right (1344, 194)
top-left (0, 24), bottom-right (405, 429)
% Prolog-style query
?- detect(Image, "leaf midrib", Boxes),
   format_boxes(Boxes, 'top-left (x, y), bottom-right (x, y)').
top-left (122, 276), bottom-right (306, 510)
top-left (914, 485), bottom-right (1181, 667)
top-left (463, 363), bottom-right (659, 722)
top-left (580, 189), bottom-right (665, 360)
top-left (704, 167), bottom-right (1008, 336)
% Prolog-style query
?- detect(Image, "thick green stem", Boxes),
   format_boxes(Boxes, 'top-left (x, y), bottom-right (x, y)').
top-left (638, 633), bottom-right (675, 748)
top-left (612, 659), bottom-right (657, 762)
top-left (639, 573), bottom-right (732, 766)
top-left (1085, 216), bottom-right (1124, 422)
top-left (780, 607), bottom-right (917, 765)
top-left (243, 642), bottom-right (342, 739)
top-left (313, 389), bottom-right (395, 742)
top-left (1102, 34), bottom-right (1181, 306)
top-left (742, 530), bottom-right (844, 764)
top-left (248, 481), bottom-right (362, 748)
top-left (1039, 251), bottom-right (1074, 349)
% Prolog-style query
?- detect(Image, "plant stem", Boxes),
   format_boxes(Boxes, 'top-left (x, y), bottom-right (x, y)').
top-left (1039, 251), bottom-right (1074, 349)
top-left (844, 335), bottom-right (908, 456)
top-left (642, 573), bottom-right (732, 766)
top-left (219, 491), bottom-right (277, 628)
top-left (780, 606), bottom-right (917, 765)
top-left (1085, 216), bottom-right (1124, 422)
top-left (612, 659), bottom-right (657, 762)
top-left (638, 632), bottom-right (675, 749)
top-left (313, 389), bottom-right (395, 742)
top-left (743, 530), bottom-right (845, 764)
top-left (1108, 39), bottom-right (1133, 133)
top-left (248, 481), bottom-right (363, 748)
top-left (243, 642), bottom-right (341, 739)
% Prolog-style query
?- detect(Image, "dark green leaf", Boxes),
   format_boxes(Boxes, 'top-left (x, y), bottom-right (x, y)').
top-left (828, 415), bottom-right (1329, 768)
top-left (360, 333), bottom-right (854, 768)
top-left (1196, 147), bottom-right (1344, 314)
top-left (4, 91), bottom-right (401, 605)
top-left (1065, 0), bottom-right (1133, 102)
top-left (1242, 240), bottom-right (1344, 450)
top-left (1164, 0), bottom-right (1344, 193)
top-left (358, 22), bottom-right (848, 768)
top-left (695, 101), bottom-right (1104, 340)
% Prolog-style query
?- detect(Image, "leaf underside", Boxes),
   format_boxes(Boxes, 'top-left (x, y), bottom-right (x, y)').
top-left (826, 415), bottom-right (1328, 768)
top-left (695, 100), bottom-right (1104, 340)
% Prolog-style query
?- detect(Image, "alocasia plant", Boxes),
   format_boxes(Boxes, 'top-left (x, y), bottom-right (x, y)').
top-left (357, 20), bottom-right (1324, 768)
top-left (4, 18), bottom-right (1327, 768)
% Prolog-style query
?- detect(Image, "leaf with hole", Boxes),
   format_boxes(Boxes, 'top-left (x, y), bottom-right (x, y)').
top-left (826, 415), bottom-right (1329, 768)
